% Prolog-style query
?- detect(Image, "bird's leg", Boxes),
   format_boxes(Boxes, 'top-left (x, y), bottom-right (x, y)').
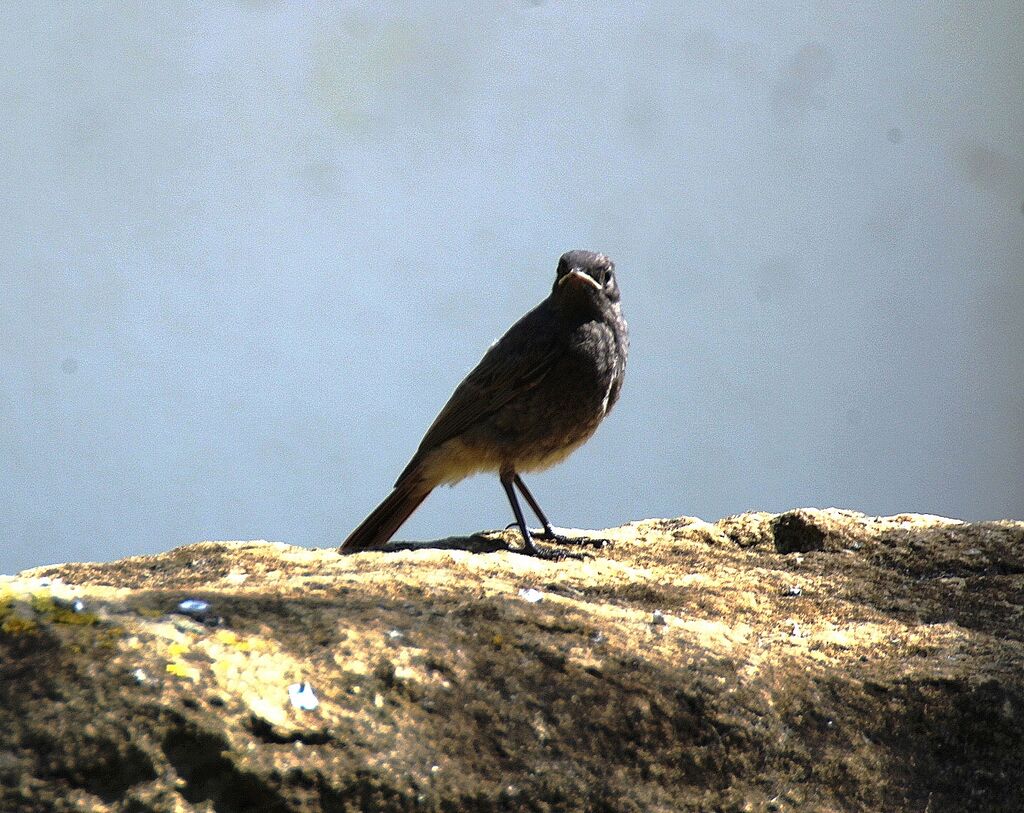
top-left (511, 474), bottom-right (556, 538)
top-left (513, 474), bottom-right (609, 550)
top-left (500, 472), bottom-right (586, 560)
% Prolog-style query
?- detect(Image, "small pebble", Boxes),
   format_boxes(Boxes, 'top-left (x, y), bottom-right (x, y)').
top-left (518, 588), bottom-right (543, 603)
top-left (651, 610), bottom-right (667, 626)
top-left (174, 598), bottom-right (222, 626)
top-left (387, 629), bottom-right (404, 640)
top-left (131, 668), bottom-right (149, 685)
top-left (54, 597), bottom-right (86, 613)
top-left (784, 585), bottom-right (802, 597)
top-left (288, 682), bottom-right (319, 711)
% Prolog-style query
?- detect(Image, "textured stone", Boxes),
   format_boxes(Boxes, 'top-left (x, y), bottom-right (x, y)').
top-left (1, 510), bottom-right (1023, 811)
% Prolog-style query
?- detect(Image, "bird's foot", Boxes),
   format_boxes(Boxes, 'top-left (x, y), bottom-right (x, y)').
top-left (536, 528), bottom-right (610, 549)
top-left (501, 524), bottom-right (606, 558)
top-left (518, 542), bottom-right (591, 561)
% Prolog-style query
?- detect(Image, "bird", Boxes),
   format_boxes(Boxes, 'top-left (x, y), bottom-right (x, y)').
top-left (340, 249), bottom-right (628, 557)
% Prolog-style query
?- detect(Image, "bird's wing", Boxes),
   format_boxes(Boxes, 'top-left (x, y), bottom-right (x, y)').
top-left (395, 304), bottom-right (560, 484)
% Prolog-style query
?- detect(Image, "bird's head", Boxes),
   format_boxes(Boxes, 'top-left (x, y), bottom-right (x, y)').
top-left (553, 250), bottom-right (620, 309)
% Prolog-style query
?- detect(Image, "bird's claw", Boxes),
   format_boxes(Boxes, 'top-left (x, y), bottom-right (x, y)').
top-left (502, 525), bottom-right (607, 558)
top-left (537, 529), bottom-right (610, 549)
top-left (519, 543), bottom-right (591, 561)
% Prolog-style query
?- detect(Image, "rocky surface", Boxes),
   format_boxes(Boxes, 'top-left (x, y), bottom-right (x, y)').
top-left (2, 509), bottom-right (1023, 812)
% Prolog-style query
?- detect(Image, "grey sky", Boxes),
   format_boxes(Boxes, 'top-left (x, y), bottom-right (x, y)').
top-left (2, 2), bottom-right (1021, 573)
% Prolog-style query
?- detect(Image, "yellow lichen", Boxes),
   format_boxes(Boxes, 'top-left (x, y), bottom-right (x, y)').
top-left (29, 593), bottom-right (99, 626)
top-left (29, 594), bottom-right (55, 614)
top-left (166, 661), bottom-right (201, 681)
top-left (52, 607), bottom-right (100, 626)
top-left (213, 630), bottom-right (253, 651)
top-left (2, 615), bottom-right (39, 636)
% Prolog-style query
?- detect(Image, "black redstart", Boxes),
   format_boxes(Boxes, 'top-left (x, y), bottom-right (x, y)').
top-left (340, 250), bottom-right (628, 557)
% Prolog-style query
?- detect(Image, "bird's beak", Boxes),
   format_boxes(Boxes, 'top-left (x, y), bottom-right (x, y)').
top-left (559, 269), bottom-right (602, 291)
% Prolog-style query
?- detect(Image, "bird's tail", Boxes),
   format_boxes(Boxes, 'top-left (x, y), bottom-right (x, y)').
top-left (340, 476), bottom-right (432, 553)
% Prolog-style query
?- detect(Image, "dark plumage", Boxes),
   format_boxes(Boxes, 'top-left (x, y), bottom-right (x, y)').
top-left (340, 250), bottom-right (628, 557)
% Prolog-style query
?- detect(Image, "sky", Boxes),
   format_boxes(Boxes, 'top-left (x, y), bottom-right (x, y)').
top-left (2, 2), bottom-right (1022, 572)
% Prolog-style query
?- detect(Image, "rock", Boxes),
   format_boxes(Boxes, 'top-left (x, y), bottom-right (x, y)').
top-left (772, 508), bottom-right (830, 552)
top-left (1, 509), bottom-right (1023, 812)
